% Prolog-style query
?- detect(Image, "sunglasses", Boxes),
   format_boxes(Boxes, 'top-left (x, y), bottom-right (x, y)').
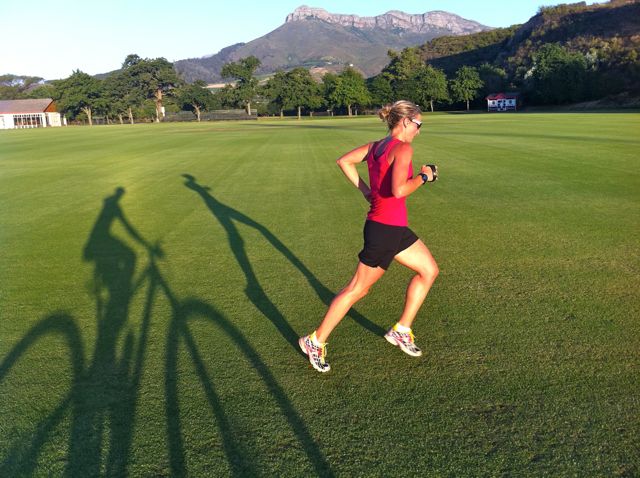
top-left (410, 118), bottom-right (422, 129)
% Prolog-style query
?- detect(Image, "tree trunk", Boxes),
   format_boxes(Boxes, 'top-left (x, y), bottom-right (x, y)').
top-left (280, 108), bottom-right (283, 118)
top-left (297, 106), bottom-right (301, 120)
top-left (246, 102), bottom-right (251, 116)
top-left (118, 114), bottom-right (123, 124)
top-left (128, 107), bottom-right (134, 125)
top-left (466, 99), bottom-right (470, 111)
top-left (82, 107), bottom-right (93, 126)
top-left (309, 111), bottom-right (313, 117)
top-left (347, 104), bottom-right (352, 116)
top-left (195, 105), bottom-right (201, 122)
top-left (430, 100), bottom-right (434, 112)
top-left (155, 89), bottom-right (163, 122)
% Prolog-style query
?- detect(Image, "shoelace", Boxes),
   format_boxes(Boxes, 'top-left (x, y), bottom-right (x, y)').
top-left (396, 330), bottom-right (416, 344)
top-left (319, 343), bottom-right (327, 362)
top-left (309, 339), bottom-right (328, 363)
top-left (396, 330), bottom-right (416, 345)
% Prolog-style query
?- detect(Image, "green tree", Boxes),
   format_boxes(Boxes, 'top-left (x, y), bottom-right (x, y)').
top-left (176, 80), bottom-right (214, 121)
top-left (478, 63), bottom-right (508, 99)
top-left (529, 43), bottom-right (588, 104)
top-left (321, 72), bottom-right (339, 114)
top-left (221, 56), bottom-right (261, 115)
top-left (282, 68), bottom-right (322, 119)
top-left (413, 65), bottom-right (449, 112)
top-left (0, 75), bottom-right (45, 100)
top-left (21, 83), bottom-right (57, 100)
top-left (103, 72), bottom-right (134, 124)
top-left (367, 74), bottom-right (394, 107)
top-left (99, 55), bottom-right (154, 124)
top-left (383, 48), bottom-right (423, 83)
top-left (450, 66), bottom-right (484, 111)
top-left (53, 70), bottom-right (104, 125)
top-left (122, 54), bottom-right (142, 68)
top-left (329, 67), bottom-right (371, 116)
top-left (216, 84), bottom-right (239, 109)
top-left (262, 70), bottom-right (288, 117)
top-left (381, 47), bottom-right (424, 102)
top-left (127, 57), bottom-right (182, 122)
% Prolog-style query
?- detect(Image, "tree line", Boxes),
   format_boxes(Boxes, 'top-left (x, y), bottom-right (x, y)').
top-left (4, 30), bottom-right (635, 124)
top-left (0, 51), bottom-right (492, 124)
top-left (203, 53), bottom-right (487, 117)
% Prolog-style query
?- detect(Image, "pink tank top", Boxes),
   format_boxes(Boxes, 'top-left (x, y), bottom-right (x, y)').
top-left (365, 137), bottom-right (412, 226)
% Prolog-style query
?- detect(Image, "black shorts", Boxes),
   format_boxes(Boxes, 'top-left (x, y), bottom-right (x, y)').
top-left (358, 220), bottom-right (419, 270)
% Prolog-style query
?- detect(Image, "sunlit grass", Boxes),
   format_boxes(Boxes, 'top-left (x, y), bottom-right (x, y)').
top-left (1, 113), bottom-right (639, 476)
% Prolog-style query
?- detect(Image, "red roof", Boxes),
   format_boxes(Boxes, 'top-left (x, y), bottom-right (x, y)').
top-left (0, 98), bottom-right (55, 114)
top-left (486, 93), bottom-right (519, 100)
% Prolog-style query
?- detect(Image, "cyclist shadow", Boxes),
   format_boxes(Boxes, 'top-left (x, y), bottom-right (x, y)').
top-left (182, 174), bottom-right (385, 348)
top-left (1, 186), bottom-right (334, 477)
top-left (0, 187), bottom-right (157, 476)
top-left (78, 186), bottom-right (161, 476)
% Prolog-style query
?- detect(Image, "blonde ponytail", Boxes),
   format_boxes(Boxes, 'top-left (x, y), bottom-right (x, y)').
top-left (378, 100), bottom-right (421, 130)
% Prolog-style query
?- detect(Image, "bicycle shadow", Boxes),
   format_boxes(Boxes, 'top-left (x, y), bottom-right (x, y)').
top-left (1, 186), bottom-right (334, 477)
top-left (182, 174), bottom-right (385, 348)
top-left (1, 187), bottom-right (154, 476)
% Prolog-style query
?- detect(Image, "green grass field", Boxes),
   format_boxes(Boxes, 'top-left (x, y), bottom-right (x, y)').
top-left (1, 113), bottom-right (639, 477)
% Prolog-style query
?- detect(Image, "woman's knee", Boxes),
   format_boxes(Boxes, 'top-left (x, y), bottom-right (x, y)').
top-left (420, 260), bottom-right (439, 283)
top-left (344, 283), bottom-right (370, 301)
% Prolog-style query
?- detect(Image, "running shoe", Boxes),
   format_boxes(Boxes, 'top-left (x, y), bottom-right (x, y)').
top-left (299, 335), bottom-right (331, 373)
top-left (384, 328), bottom-right (423, 357)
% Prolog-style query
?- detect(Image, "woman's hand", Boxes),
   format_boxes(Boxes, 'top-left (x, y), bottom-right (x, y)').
top-left (421, 164), bottom-right (438, 182)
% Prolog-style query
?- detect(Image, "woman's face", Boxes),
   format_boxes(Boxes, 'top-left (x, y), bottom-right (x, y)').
top-left (403, 114), bottom-right (422, 142)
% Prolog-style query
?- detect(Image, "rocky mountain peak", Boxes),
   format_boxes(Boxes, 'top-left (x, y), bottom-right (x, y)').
top-left (285, 5), bottom-right (490, 35)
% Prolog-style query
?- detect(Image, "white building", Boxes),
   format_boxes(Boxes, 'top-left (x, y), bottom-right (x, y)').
top-left (0, 98), bottom-right (64, 129)
top-left (486, 93), bottom-right (520, 112)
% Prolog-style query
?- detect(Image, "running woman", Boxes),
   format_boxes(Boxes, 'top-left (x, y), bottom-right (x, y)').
top-left (299, 100), bottom-right (439, 372)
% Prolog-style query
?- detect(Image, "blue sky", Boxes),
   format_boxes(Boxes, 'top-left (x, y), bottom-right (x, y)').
top-left (2, 0), bottom-right (606, 80)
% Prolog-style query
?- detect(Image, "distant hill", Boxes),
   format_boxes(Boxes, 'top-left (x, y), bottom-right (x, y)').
top-left (174, 6), bottom-right (491, 83)
top-left (414, 0), bottom-right (640, 80)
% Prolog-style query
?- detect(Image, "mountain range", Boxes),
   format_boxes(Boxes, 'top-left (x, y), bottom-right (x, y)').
top-left (174, 5), bottom-right (491, 83)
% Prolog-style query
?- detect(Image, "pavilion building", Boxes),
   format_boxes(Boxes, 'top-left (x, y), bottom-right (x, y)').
top-left (0, 98), bottom-right (64, 129)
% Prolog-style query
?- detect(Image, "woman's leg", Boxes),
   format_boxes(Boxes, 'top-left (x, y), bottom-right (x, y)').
top-left (315, 262), bottom-right (385, 343)
top-left (393, 240), bottom-right (439, 328)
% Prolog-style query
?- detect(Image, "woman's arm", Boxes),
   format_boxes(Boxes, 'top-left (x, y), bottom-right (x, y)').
top-left (336, 143), bottom-right (372, 200)
top-left (391, 143), bottom-right (432, 198)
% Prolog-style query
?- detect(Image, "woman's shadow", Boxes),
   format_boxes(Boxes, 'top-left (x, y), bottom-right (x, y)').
top-left (182, 174), bottom-right (384, 350)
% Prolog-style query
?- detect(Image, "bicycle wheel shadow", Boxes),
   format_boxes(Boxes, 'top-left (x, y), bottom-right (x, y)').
top-left (163, 293), bottom-right (334, 477)
top-left (0, 314), bottom-right (85, 476)
top-left (182, 173), bottom-right (385, 347)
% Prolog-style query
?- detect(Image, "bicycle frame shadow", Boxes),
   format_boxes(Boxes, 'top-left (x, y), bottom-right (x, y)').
top-left (182, 174), bottom-right (385, 348)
